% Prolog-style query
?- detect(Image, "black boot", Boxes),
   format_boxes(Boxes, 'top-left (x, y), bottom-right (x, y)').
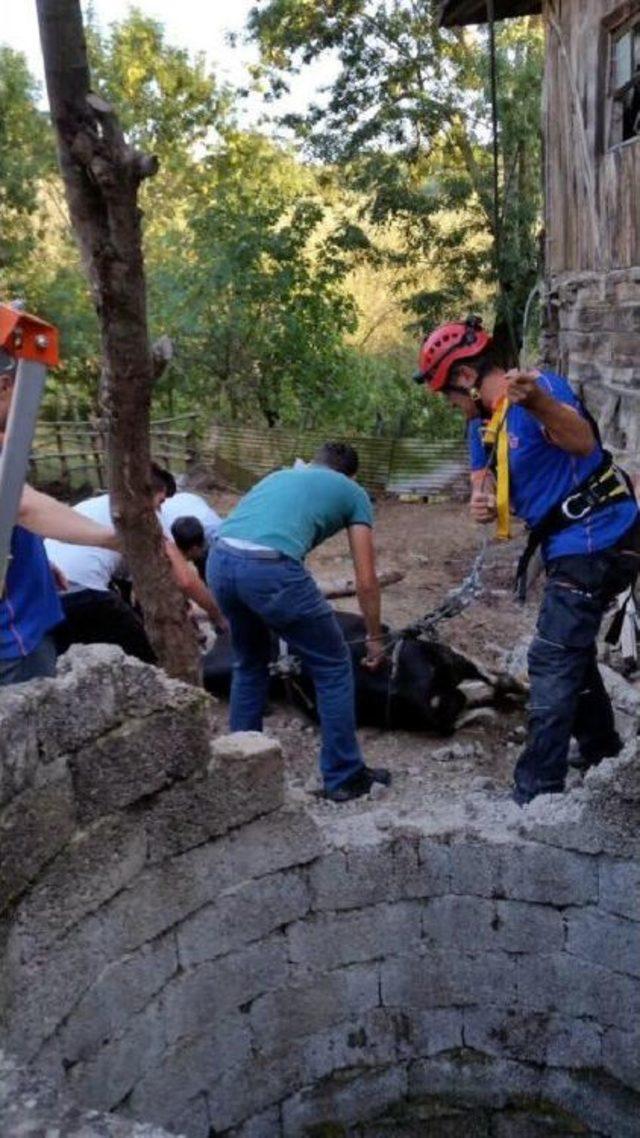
top-left (324, 765), bottom-right (392, 802)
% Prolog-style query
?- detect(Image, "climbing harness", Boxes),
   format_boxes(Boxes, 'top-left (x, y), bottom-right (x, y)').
top-left (514, 450), bottom-right (635, 602)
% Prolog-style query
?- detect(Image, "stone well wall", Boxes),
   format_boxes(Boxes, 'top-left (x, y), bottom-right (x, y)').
top-left (544, 267), bottom-right (640, 463)
top-left (1, 647), bottom-right (639, 1138)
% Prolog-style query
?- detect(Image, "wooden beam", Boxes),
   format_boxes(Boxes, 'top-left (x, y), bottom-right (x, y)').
top-left (439, 0), bottom-right (541, 26)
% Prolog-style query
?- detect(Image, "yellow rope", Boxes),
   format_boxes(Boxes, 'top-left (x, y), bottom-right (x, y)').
top-left (483, 398), bottom-right (510, 540)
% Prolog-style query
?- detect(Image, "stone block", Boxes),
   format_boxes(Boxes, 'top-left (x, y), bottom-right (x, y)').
top-left (224, 1105), bottom-right (281, 1138)
top-left (611, 279), bottom-right (640, 304)
top-left (599, 859), bottom-right (640, 921)
top-left (603, 1027), bottom-right (640, 1092)
top-left (163, 937), bottom-right (289, 1046)
top-left (408, 1053), bottom-right (542, 1110)
top-left (310, 837), bottom-right (448, 913)
top-left (221, 808), bottom-right (325, 882)
top-left (287, 901), bottom-right (422, 974)
top-left (615, 306), bottom-right (640, 333)
top-left (95, 828), bottom-right (249, 955)
top-left (281, 1064), bottom-right (407, 1137)
top-left (410, 1008), bottom-right (464, 1057)
top-left (0, 769), bottom-right (75, 913)
top-left (462, 1006), bottom-right (601, 1068)
top-left (493, 899), bottom-right (565, 954)
top-left (0, 1046), bottom-right (178, 1138)
top-left (505, 845), bottom-right (599, 906)
top-left (9, 813), bottom-right (147, 960)
top-left (33, 646), bottom-right (123, 763)
top-left (178, 868), bottom-right (311, 968)
top-left (326, 1008), bottom-right (410, 1070)
top-left (448, 842), bottom-right (508, 898)
top-left (143, 734), bottom-right (284, 862)
top-left (164, 1093), bottom-right (210, 1138)
top-left (98, 814), bottom-right (315, 975)
top-left (207, 1050), bottom-right (301, 1133)
top-left (420, 895), bottom-right (563, 956)
top-left (127, 1020), bottom-right (251, 1128)
top-left (0, 684), bottom-right (40, 806)
top-left (59, 933), bottom-right (178, 1063)
top-left (565, 908), bottom-right (640, 978)
top-left (516, 952), bottom-right (640, 1032)
top-left (381, 951), bottom-right (517, 1011)
top-left (4, 907), bottom-right (128, 1059)
top-left (250, 963), bottom-right (380, 1052)
top-left (544, 1066), bottom-right (640, 1138)
top-left (68, 1002), bottom-right (168, 1113)
top-left (70, 701), bottom-right (211, 824)
top-left (450, 841), bottom-right (598, 907)
top-left (575, 306), bottom-right (611, 332)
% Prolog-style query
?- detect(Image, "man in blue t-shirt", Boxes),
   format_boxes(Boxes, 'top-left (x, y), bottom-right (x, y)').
top-left (207, 442), bottom-right (390, 802)
top-left (414, 318), bottom-right (640, 805)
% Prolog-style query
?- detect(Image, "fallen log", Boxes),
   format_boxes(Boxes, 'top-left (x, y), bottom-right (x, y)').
top-left (320, 569), bottom-right (405, 599)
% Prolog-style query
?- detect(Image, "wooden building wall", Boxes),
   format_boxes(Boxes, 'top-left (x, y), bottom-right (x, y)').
top-left (542, 0), bottom-right (640, 458)
top-left (544, 0), bottom-right (640, 273)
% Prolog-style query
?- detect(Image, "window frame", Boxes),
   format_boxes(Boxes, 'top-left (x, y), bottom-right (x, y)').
top-left (605, 3), bottom-right (640, 151)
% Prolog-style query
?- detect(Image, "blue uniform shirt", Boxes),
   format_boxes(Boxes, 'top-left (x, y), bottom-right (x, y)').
top-left (0, 526), bottom-right (62, 659)
top-left (468, 371), bottom-right (638, 560)
top-left (218, 465), bottom-right (374, 561)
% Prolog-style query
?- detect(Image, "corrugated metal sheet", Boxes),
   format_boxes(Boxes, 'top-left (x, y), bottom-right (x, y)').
top-left (202, 425), bottom-right (469, 497)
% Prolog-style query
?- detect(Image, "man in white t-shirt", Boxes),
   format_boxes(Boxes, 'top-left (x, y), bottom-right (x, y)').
top-left (160, 491), bottom-right (222, 546)
top-left (47, 466), bottom-right (227, 662)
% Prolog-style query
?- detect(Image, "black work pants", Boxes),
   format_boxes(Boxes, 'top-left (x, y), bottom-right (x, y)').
top-left (54, 588), bottom-right (156, 664)
top-left (514, 521), bottom-right (640, 803)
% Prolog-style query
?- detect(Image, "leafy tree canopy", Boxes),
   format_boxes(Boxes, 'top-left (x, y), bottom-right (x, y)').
top-left (247, 1), bottom-right (544, 348)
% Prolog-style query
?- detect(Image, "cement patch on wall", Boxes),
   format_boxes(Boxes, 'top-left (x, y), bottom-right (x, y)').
top-left (0, 646), bottom-right (639, 1137)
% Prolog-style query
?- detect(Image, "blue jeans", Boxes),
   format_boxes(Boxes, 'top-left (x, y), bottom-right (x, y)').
top-left (207, 545), bottom-right (365, 792)
top-left (514, 529), bottom-right (640, 802)
top-left (0, 634), bottom-right (57, 687)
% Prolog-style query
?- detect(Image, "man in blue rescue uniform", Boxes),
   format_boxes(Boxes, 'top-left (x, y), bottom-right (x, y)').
top-left (0, 349), bottom-right (118, 685)
top-left (207, 442), bottom-right (390, 802)
top-left (414, 317), bottom-right (640, 806)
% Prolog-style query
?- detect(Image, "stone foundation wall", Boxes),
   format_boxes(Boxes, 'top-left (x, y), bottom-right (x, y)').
top-left (544, 267), bottom-right (640, 462)
top-left (1, 648), bottom-right (639, 1137)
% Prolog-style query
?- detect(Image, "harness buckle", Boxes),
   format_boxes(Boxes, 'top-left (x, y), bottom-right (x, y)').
top-left (560, 493), bottom-right (592, 521)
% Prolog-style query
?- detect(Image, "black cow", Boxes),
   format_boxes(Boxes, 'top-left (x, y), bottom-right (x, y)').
top-left (203, 611), bottom-right (479, 735)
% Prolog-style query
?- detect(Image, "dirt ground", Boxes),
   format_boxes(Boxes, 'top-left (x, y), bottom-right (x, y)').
top-left (208, 490), bottom-right (540, 804)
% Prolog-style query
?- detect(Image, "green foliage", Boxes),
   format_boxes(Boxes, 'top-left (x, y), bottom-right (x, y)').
top-left (247, 1), bottom-right (544, 347)
top-left (150, 133), bottom-right (356, 427)
top-left (0, 46), bottom-right (55, 293)
top-left (0, 5), bottom-right (538, 443)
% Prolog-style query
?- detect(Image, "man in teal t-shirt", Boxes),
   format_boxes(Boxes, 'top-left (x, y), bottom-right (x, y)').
top-left (207, 442), bottom-right (391, 801)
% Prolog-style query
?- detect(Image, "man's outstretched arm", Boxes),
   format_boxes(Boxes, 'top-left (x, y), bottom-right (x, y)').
top-left (164, 540), bottom-right (228, 632)
top-left (347, 523), bottom-right (384, 668)
top-left (18, 485), bottom-right (118, 547)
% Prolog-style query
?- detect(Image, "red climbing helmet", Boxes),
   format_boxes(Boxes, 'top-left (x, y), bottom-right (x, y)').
top-left (413, 315), bottom-right (493, 391)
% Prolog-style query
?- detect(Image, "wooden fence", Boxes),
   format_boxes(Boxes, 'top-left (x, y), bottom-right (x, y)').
top-left (30, 415), bottom-right (469, 500)
top-left (30, 413), bottom-right (199, 494)
top-left (201, 424), bottom-right (469, 498)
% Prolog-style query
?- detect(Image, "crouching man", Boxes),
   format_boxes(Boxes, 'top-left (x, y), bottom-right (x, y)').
top-left (207, 442), bottom-right (390, 802)
top-left (414, 317), bottom-right (640, 806)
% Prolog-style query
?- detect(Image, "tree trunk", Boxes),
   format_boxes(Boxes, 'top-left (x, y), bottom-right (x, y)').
top-left (36, 0), bottom-right (200, 684)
